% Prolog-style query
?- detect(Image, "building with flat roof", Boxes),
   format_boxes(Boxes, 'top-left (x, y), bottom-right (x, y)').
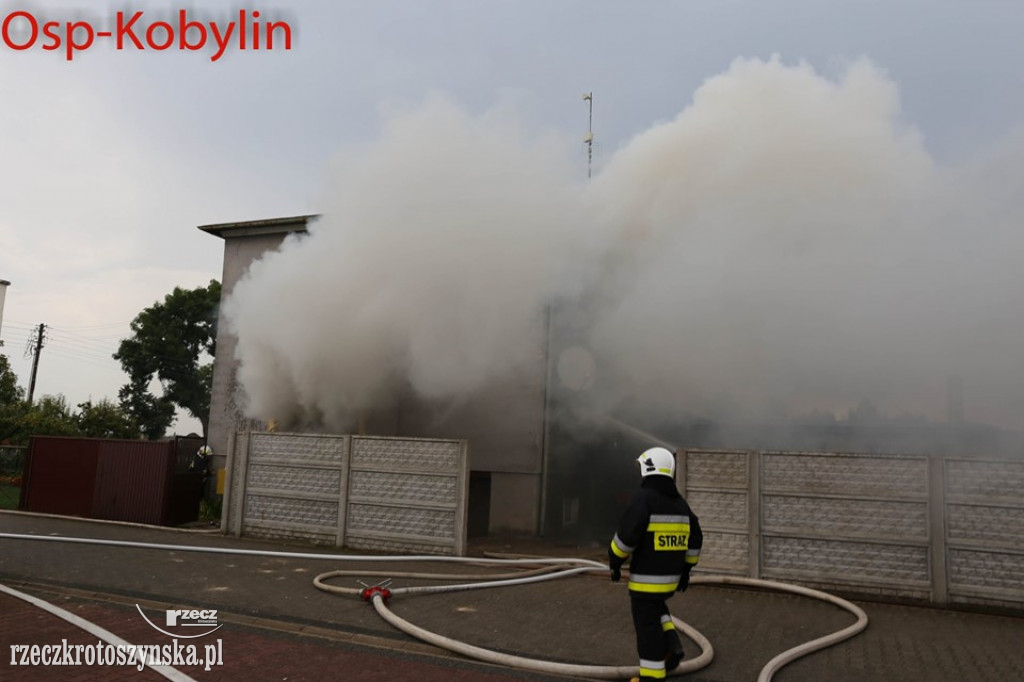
top-left (200, 215), bottom-right (550, 536)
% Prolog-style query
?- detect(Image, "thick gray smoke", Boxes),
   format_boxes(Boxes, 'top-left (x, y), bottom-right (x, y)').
top-left (225, 97), bottom-right (594, 428)
top-left (226, 57), bottom-right (1024, 432)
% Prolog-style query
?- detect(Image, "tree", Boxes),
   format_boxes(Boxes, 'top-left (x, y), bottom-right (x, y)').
top-left (19, 395), bottom-right (79, 439)
top-left (75, 399), bottom-right (138, 439)
top-left (0, 355), bottom-right (22, 405)
top-left (117, 377), bottom-right (175, 440)
top-left (114, 280), bottom-right (220, 439)
top-left (0, 355), bottom-right (26, 443)
top-left (1, 357), bottom-right (138, 444)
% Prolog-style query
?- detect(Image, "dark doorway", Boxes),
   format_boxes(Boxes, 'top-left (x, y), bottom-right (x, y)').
top-left (467, 472), bottom-right (491, 538)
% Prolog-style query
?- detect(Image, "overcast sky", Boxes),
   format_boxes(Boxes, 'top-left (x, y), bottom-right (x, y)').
top-left (1, 0), bottom-right (1023, 434)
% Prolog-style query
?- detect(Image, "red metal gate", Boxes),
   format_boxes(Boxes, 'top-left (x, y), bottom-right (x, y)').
top-left (20, 436), bottom-right (198, 526)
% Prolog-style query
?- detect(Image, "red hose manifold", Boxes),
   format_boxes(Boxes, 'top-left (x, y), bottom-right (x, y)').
top-left (360, 586), bottom-right (392, 604)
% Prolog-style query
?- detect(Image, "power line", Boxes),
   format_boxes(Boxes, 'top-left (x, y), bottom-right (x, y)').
top-left (4, 321), bottom-right (129, 356)
top-left (7, 321), bottom-right (214, 395)
top-left (45, 330), bottom-right (120, 356)
top-left (10, 328), bottom-right (117, 362)
top-left (2, 323), bottom-right (38, 336)
top-left (44, 347), bottom-right (118, 365)
top-left (1, 330), bottom-right (30, 346)
top-left (5, 318), bottom-right (128, 330)
top-left (50, 321), bottom-right (129, 331)
top-left (43, 348), bottom-right (124, 373)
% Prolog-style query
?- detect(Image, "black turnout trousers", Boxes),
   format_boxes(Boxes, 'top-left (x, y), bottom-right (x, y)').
top-left (630, 596), bottom-right (670, 677)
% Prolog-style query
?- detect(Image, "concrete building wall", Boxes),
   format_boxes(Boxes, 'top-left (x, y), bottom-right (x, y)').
top-left (394, 311), bottom-right (547, 472)
top-left (393, 317), bottom-right (548, 533)
top-left (488, 472), bottom-right (541, 534)
top-left (203, 217), bottom-right (314, 470)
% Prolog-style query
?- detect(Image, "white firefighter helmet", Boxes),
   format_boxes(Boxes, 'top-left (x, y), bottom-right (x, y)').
top-left (197, 445), bottom-right (213, 457)
top-left (637, 447), bottom-right (675, 478)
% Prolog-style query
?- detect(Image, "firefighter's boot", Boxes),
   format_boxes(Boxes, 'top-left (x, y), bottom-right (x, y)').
top-left (665, 629), bottom-right (684, 670)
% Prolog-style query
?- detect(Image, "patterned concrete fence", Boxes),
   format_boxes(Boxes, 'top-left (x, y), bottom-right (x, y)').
top-left (680, 449), bottom-right (756, 577)
top-left (223, 432), bottom-right (470, 555)
top-left (945, 458), bottom-right (1024, 610)
top-left (680, 449), bottom-right (1024, 611)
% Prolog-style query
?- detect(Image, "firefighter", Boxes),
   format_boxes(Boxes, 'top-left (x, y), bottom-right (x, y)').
top-left (191, 444), bottom-right (213, 484)
top-left (609, 447), bottom-right (703, 681)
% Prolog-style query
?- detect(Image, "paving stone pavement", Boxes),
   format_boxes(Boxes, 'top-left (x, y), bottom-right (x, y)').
top-left (2, 512), bottom-right (1023, 681)
top-left (0, 590), bottom-right (576, 682)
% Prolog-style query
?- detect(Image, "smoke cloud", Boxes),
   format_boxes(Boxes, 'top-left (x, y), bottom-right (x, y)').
top-left (225, 97), bottom-right (593, 428)
top-left (226, 56), bottom-right (1024, 432)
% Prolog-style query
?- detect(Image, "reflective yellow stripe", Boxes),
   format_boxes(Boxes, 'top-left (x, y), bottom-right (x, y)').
top-left (639, 667), bottom-right (667, 679)
top-left (647, 522), bottom-right (689, 532)
top-left (685, 555), bottom-right (700, 565)
top-left (610, 540), bottom-right (630, 559)
top-left (628, 581), bottom-right (678, 593)
top-left (661, 620), bottom-right (676, 632)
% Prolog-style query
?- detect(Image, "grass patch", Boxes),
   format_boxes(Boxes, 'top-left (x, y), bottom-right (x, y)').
top-left (0, 482), bottom-right (21, 510)
top-left (199, 496), bottom-right (222, 523)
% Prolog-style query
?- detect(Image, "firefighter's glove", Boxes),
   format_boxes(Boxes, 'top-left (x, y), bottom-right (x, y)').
top-left (676, 570), bottom-right (690, 593)
top-left (608, 546), bottom-right (625, 582)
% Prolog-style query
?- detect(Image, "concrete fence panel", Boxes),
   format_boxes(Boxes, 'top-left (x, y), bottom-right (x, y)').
top-left (344, 436), bottom-right (469, 556)
top-left (944, 458), bottom-right (1024, 610)
top-left (683, 448), bottom-right (1024, 611)
top-left (225, 431), bottom-right (469, 555)
top-left (240, 432), bottom-right (349, 545)
top-left (681, 449), bottom-right (755, 576)
top-left (760, 451), bottom-right (933, 601)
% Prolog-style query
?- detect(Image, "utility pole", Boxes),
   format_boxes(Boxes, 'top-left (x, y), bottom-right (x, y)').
top-left (582, 92), bottom-right (594, 179)
top-left (26, 323), bottom-right (46, 404)
top-left (0, 279), bottom-right (9, 347)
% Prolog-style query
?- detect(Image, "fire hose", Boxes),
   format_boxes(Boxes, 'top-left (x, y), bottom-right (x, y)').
top-left (0, 532), bottom-right (867, 681)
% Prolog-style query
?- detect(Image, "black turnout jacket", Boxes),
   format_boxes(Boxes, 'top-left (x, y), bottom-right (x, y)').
top-left (609, 475), bottom-right (703, 598)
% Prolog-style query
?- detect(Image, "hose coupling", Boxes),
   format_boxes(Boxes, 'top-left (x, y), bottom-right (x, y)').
top-left (360, 585), bottom-right (392, 604)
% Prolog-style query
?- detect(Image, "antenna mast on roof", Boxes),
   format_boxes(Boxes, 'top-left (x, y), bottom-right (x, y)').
top-left (582, 92), bottom-right (594, 179)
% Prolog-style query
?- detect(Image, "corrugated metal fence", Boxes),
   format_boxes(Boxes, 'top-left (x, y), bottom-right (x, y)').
top-left (20, 436), bottom-right (204, 526)
top-left (682, 449), bottom-right (1024, 611)
top-left (23, 437), bottom-right (172, 524)
top-left (224, 431), bottom-right (470, 556)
